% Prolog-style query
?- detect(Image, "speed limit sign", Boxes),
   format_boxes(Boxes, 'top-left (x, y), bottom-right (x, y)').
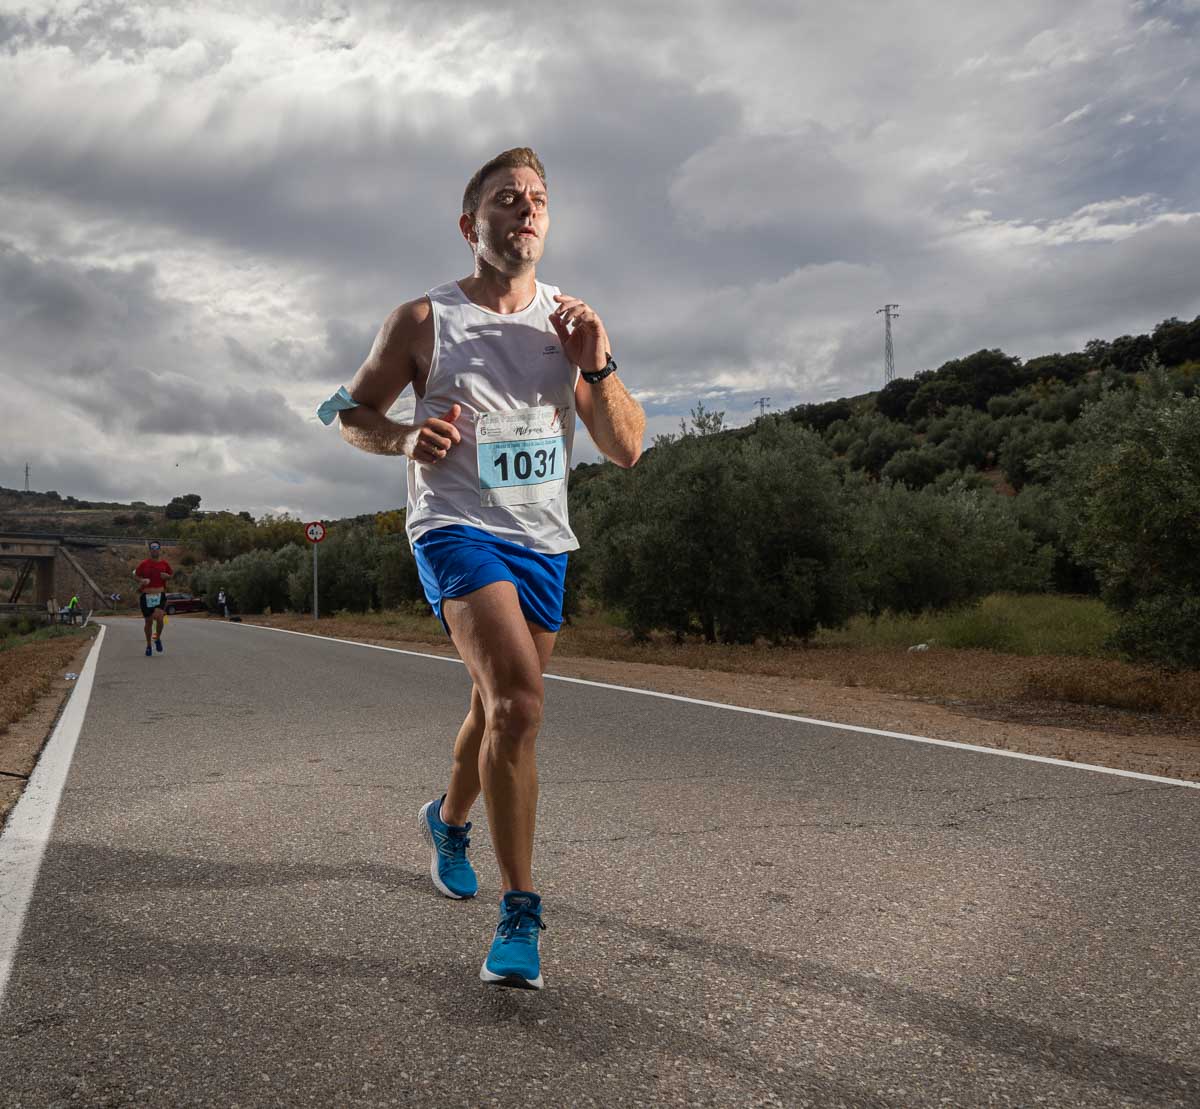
top-left (305, 522), bottom-right (326, 620)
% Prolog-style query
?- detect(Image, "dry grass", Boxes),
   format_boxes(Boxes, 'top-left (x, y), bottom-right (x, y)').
top-left (0, 628), bottom-right (97, 735)
top-left (1021, 658), bottom-right (1200, 717)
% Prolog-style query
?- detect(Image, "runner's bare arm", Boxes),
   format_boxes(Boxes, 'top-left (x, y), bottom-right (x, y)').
top-left (551, 294), bottom-right (644, 469)
top-left (338, 299), bottom-right (462, 464)
top-left (575, 372), bottom-right (645, 469)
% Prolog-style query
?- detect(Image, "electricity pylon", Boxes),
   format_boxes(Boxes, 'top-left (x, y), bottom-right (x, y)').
top-left (876, 304), bottom-right (899, 385)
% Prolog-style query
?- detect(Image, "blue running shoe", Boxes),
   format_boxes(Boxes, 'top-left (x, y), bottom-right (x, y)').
top-left (154, 637), bottom-right (164, 653)
top-left (418, 796), bottom-right (477, 899)
top-left (480, 890), bottom-right (545, 990)
top-left (145, 645), bottom-right (153, 657)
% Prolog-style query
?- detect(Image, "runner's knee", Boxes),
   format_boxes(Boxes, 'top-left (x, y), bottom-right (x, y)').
top-left (485, 687), bottom-right (543, 742)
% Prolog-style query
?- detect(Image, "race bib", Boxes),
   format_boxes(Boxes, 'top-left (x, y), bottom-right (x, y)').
top-left (143, 592), bottom-right (162, 608)
top-left (476, 406), bottom-right (567, 507)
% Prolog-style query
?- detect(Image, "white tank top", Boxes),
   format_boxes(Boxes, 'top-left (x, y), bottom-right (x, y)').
top-left (405, 280), bottom-right (580, 553)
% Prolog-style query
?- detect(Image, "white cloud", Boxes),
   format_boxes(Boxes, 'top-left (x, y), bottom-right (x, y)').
top-left (951, 196), bottom-right (1200, 249)
top-left (1057, 104), bottom-right (1094, 126)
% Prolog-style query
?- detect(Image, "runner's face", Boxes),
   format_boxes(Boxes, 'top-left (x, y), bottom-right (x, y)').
top-left (468, 167), bottom-right (548, 272)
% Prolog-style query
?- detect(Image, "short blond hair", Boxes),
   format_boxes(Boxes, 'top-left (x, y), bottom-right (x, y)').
top-left (462, 147), bottom-right (547, 214)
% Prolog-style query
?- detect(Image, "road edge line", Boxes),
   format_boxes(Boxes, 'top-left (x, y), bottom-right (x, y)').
top-left (232, 621), bottom-right (1200, 792)
top-left (0, 624), bottom-right (107, 1010)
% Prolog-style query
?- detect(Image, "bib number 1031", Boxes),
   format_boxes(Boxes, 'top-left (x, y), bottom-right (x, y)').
top-left (477, 405), bottom-right (568, 507)
top-left (476, 405), bottom-right (568, 507)
top-left (492, 446), bottom-right (557, 483)
top-left (477, 433), bottom-right (564, 506)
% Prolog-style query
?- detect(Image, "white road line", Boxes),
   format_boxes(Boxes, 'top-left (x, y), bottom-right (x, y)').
top-left (235, 621), bottom-right (1200, 791)
top-left (0, 624), bottom-right (106, 1008)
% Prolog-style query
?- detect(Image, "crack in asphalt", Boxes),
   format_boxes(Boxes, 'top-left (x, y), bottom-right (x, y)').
top-left (958, 784), bottom-right (1177, 816)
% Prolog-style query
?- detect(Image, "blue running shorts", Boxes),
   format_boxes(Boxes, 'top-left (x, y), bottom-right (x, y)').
top-left (412, 525), bottom-right (568, 635)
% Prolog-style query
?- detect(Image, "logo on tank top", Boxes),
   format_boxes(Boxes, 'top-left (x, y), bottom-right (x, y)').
top-left (543, 345), bottom-right (558, 355)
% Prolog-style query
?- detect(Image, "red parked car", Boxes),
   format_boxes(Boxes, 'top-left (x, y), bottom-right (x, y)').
top-left (163, 592), bottom-right (206, 615)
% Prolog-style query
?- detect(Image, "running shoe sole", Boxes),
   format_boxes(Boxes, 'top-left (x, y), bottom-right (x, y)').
top-left (417, 799), bottom-right (473, 900)
top-left (479, 962), bottom-right (543, 990)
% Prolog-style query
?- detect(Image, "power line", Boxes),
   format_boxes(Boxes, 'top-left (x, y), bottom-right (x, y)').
top-left (755, 396), bottom-right (771, 420)
top-left (876, 304), bottom-right (900, 385)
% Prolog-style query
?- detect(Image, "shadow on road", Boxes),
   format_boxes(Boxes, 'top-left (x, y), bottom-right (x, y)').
top-left (8, 841), bottom-right (1196, 1105)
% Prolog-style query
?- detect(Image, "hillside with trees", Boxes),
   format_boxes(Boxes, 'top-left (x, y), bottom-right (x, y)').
top-left (572, 312), bottom-right (1200, 664)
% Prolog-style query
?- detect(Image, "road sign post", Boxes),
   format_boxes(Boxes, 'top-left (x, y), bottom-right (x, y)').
top-left (304, 522), bottom-right (326, 620)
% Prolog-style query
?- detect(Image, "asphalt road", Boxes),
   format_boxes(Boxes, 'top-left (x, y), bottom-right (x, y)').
top-left (1, 617), bottom-right (1198, 1108)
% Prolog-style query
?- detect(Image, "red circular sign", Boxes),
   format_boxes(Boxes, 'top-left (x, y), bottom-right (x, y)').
top-left (304, 521), bottom-right (326, 543)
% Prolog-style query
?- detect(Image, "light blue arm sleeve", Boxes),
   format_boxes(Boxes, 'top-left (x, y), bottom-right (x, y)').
top-left (316, 386), bottom-right (361, 426)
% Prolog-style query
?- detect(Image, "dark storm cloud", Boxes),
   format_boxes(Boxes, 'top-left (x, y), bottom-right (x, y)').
top-left (1, 239), bottom-right (302, 443)
top-left (314, 318), bottom-right (375, 381)
top-left (0, 241), bottom-right (165, 337)
top-left (55, 353), bottom-right (301, 438)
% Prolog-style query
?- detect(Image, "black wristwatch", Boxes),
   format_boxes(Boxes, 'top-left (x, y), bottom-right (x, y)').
top-left (581, 353), bottom-right (618, 385)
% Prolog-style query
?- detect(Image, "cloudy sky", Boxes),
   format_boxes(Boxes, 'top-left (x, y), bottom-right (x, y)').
top-left (2, 0), bottom-right (1198, 519)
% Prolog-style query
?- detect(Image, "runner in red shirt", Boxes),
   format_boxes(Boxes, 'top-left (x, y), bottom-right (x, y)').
top-left (133, 541), bottom-right (173, 657)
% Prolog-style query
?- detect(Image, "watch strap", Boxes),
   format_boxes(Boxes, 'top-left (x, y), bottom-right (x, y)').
top-left (582, 353), bottom-right (618, 385)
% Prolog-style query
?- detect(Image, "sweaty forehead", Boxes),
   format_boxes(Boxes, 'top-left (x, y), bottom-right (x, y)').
top-left (485, 168), bottom-right (547, 196)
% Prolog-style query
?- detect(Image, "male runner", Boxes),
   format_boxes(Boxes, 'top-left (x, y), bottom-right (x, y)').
top-left (322, 148), bottom-right (644, 989)
top-left (134, 541), bottom-right (173, 657)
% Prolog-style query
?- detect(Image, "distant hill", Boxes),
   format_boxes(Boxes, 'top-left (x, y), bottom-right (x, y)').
top-left (0, 487), bottom-right (170, 539)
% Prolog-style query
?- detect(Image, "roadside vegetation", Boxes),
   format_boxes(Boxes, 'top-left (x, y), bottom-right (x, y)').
top-left (815, 594), bottom-right (1118, 657)
top-left (0, 616), bottom-right (95, 651)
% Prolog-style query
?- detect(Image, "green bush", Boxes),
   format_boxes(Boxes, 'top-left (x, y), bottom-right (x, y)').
top-left (880, 443), bottom-right (956, 489)
top-left (0, 615), bottom-right (41, 641)
top-left (1012, 482), bottom-right (1097, 594)
top-left (283, 525), bottom-right (427, 615)
top-left (576, 421), bottom-right (858, 643)
top-left (377, 538), bottom-right (424, 610)
top-left (853, 479), bottom-right (1052, 616)
top-left (194, 544), bottom-right (305, 615)
top-left (845, 415), bottom-right (918, 475)
top-left (1061, 367), bottom-right (1200, 667)
top-left (1109, 595), bottom-right (1200, 669)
